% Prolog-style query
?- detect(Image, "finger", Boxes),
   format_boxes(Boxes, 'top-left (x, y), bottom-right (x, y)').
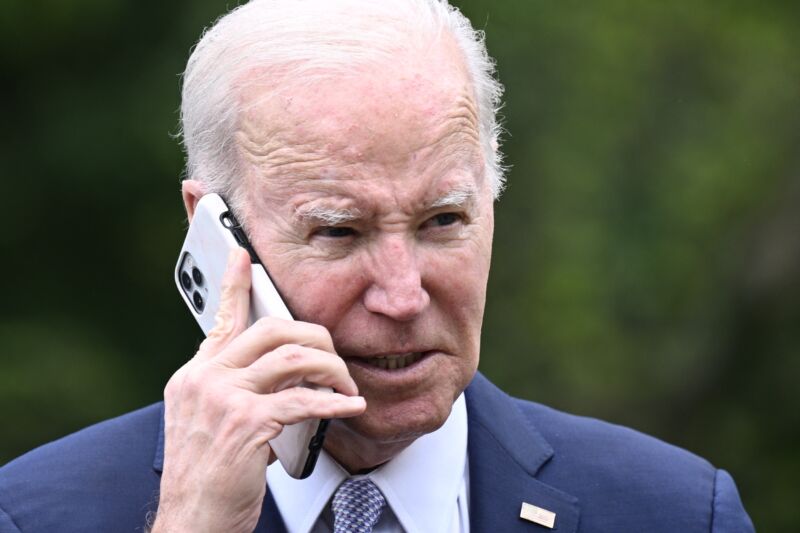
top-left (243, 344), bottom-right (358, 396)
top-left (196, 247), bottom-right (252, 361)
top-left (215, 317), bottom-right (336, 368)
top-left (262, 388), bottom-right (366, 426)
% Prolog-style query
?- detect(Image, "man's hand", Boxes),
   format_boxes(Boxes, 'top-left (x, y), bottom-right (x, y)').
top-left (152, 248), bottom-right (365, 533)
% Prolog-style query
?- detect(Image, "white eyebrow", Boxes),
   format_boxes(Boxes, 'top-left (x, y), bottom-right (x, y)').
top-left (294, 205), bottom-right (363, 225)
top-left (430, 183), bottom-right (478, 209)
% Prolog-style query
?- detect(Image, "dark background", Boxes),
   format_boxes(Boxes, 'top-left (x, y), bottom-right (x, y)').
top-left (2, 1), bottom-right (799, 530)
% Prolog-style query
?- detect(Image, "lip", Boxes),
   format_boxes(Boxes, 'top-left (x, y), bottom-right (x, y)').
top-left (360, 352), bottom-right (423, 370)
top-left (344, 350), bottom-right (437, 378)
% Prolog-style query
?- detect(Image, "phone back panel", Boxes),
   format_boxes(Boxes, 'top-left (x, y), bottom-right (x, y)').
top-left (175, 194), bottom-right (292, 333)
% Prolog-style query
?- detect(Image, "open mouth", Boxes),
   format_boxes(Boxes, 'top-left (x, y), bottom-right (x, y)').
top-left (363, 352), bottom-right (425, 370)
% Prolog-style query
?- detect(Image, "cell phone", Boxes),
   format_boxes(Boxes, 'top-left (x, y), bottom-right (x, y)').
top-left (175, 193), bottom-right (330, 479)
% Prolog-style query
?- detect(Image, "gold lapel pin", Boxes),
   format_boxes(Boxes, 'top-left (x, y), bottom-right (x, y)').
top-left (520, 502), bottom-right (556, 529)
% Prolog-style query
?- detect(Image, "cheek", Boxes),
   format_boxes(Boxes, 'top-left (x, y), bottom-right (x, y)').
top-left (425, 243), bottom-right (491, 317)
top-left (272, 260), bottom-right (365, 330)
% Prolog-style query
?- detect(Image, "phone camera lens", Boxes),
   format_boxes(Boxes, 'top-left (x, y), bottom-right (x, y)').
top-left (193, 291), bottom-right (205, 312)
top-left (192, 267), bottom-right (204, 286)
top-left (181, 271), bottom-right (193, 290)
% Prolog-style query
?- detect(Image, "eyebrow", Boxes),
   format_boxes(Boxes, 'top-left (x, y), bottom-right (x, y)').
top-left (292, 182), bottom-right (478, 226)
top-left (293, 204), bottom-right (363, 226)
top-left (430, 183), bottom-right (478, 209)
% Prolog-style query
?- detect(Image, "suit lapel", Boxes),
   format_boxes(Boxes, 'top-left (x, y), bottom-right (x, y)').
top-left (466, 373), bottom-right (581, 532)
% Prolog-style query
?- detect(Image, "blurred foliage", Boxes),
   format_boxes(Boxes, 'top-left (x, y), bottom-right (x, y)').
top-left (2, 0), bottom-right (799, 530)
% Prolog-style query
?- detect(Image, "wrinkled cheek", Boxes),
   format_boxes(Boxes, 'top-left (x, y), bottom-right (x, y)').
top-left (431, 249), bottom-right (489, 312)
top-left (446, 259), bottom-right (489, 358)
top-left (277, 264), bottom-right (362, 330)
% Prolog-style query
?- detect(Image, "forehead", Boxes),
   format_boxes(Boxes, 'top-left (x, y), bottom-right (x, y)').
top-left (234, 40), bottom-right (487, 209)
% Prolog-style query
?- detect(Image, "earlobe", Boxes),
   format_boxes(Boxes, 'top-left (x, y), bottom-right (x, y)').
top-left (181, 180), bottom-right (206, 222)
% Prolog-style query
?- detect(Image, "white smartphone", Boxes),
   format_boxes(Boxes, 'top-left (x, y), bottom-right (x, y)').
top-left (175, 193), bottom-right (330, 479)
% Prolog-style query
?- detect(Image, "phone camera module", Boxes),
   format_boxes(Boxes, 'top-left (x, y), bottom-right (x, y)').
top-left (181, 271), bottom-right (193, 290)
top-left (192, 291), bottom-right (205, 312)
top-left (191, 267), bottom-right (204, 286)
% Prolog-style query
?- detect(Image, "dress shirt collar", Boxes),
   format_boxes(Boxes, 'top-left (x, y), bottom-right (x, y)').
top-left (268, 393), bottom-right (468, 533)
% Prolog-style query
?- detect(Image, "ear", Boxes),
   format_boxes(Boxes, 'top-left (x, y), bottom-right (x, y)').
top-left (181, 180), bottom-right (206, 222)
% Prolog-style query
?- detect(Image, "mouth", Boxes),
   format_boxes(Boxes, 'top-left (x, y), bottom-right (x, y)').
top-left (362, 352), bottom-right (425, 370)
top-left (342, 350), bottom-right (441, 391)
top-left (345, 351), bottom-right (432, 370)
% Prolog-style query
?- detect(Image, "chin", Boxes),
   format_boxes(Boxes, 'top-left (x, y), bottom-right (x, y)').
top-left (344, 392), bottom-right (454, 444)
top-left (322, 377), bottom-right (469, 471)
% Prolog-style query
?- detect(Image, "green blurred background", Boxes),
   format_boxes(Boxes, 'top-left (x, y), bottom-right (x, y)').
top-left (2, 0), bottom-right (798, 529)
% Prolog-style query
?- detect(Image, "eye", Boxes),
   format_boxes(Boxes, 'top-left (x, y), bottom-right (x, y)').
top-left (424, 212), bottom-right (462, 228)
top-left (314, 226), bottom-right (357, 238)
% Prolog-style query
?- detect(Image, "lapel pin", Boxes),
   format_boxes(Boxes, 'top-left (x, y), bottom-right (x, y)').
top-left (520, 502), bottom-right (556, 529)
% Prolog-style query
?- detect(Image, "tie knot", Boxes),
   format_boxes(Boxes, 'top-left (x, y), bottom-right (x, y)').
top-left (332, 478), bottom-right (387, 533)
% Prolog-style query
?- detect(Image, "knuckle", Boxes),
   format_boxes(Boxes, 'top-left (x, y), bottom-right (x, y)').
top-left (184, 364), bottom-right (223, 398)
top-left (332, 354), bottom-right (348, 373)
top-left (222, 400), bottom-right (252, 429)
top-left (209, 308), bottom-right (237, 340)
top-left (254, 317), bottom-right (279, 337)
top-left (198, 380), bottom-right (225, 403)
top-left (253, 404), bottom-right (284, 437)
top-left (310, 322), bottom-right (333, 345)
top-left (180, 367), bottom-right (206, 395)
top-left (219, 277), bottom-right (241, 300)
top-left (315, 401), bottom-right (339, 419)
top-left (274, 344), bottom-right (305, 367)
top-left (259, 419), bottom-right (283, 437)
top-left (163, 377), bottom-right (180, 401)
top-left (163, 363), bottom-right (192, 400)
top-left (196, 380), bottom-right (238, 416)
top-left (282, 386), bottom-right (309, 407)
top-left (316, 393), bottom-right (353, 419)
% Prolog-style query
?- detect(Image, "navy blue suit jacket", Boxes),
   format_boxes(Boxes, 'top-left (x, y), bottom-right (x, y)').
top-left (0, 373), bottom-right (754, 532)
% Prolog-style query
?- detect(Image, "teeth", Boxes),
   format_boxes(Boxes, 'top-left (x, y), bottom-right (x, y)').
top-left (364, 352), bottom-right (423, 370)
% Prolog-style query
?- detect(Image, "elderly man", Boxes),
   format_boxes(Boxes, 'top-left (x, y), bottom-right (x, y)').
top-left (0, 1), bottom-right (754, 532)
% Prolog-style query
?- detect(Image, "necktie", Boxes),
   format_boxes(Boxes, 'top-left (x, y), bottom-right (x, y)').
top-left (332, 478), bottom-right (387, 533)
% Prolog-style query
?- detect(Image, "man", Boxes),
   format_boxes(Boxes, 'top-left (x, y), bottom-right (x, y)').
top-left (0, 1), bottom-right (754, 532)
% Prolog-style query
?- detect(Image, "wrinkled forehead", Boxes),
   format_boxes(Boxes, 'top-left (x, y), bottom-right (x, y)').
top-left (233, 37), bottom-right (481, 179)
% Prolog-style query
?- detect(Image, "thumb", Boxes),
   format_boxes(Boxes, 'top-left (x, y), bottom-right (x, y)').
top-left (195, 247), bottom-right (252, 362)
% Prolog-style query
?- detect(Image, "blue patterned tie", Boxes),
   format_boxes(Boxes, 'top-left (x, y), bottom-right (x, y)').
top-left (332, 478), bottom-right (387, 533)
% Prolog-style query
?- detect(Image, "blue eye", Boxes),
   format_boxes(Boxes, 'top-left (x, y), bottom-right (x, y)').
top-left (429, 213), bottom-right (461, 227)
top-left (316, 226), bottom-right (356, 238)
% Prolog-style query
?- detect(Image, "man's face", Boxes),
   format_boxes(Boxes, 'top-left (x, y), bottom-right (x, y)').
top-left (234, 42), bottom-right (494, 450)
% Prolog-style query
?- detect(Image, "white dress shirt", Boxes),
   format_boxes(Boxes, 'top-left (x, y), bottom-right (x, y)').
top-left (267, 394), bottom-right (470, 533)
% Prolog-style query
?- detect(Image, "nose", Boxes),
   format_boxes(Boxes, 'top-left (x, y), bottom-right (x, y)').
top-left (363, 235), bottom-right (430, 321)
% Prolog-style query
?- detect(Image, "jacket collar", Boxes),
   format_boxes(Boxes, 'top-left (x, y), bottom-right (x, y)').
top-left (465, 372), bottom-right (581, 532)
top-left (152, 372), bottom-right (581, 532)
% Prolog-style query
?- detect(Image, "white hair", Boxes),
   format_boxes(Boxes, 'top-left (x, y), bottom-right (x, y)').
top-left (179, 0), bottom-right (506, 212)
